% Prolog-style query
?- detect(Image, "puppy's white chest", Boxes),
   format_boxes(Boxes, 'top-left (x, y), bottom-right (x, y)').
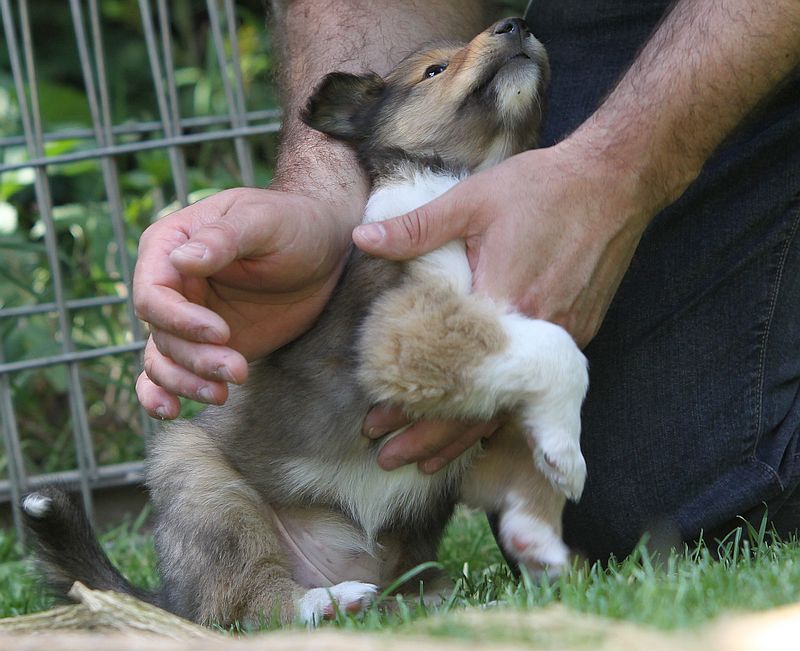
top-left (363, 170), bottom-right (473, 295)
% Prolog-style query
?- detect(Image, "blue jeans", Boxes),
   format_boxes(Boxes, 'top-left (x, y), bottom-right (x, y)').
top-left (525, 1), bottom-right (800, 559)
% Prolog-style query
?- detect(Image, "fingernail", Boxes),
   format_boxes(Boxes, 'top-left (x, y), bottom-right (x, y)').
top-left (154, 405), bottom-right (170, 420)
top-left (173, 242), bottom-right (207, 260)
top-left (355, 223), bottom-right (385, 245)
top-left (421, 457), bottom-right (447, 474)
top-left (197, 386), bottom-right (215, 403)
top-left (366, 426), bottom-right (390, 439)
top-left (216, 365), bottom-right (235, 383)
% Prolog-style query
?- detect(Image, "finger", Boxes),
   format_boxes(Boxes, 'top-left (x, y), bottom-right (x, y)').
top-left (142, 338), bottom-right (229, 406)
top-left (133, 225), bottom-right (230, 344)
top-left (417, 421), bottom-right (499, 474)
top-left (135, 371), bottom-right (181, 420)
top-left (150, 328), bottom-right (248, 385)
top-left (167, 189), bottom-right (302, 277)
top-left (134, 284), bottom-right (230, 344)
top-left (169, 218), bottom-right (257, 276)
top-left (377, 419), bottom-right (471, 471)
top-left (362, 404), bottom-right (412, 439)
top-left (352, 184), bottom-right (476, 260)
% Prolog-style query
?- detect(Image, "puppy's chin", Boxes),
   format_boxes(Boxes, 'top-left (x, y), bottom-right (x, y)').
top-left (488, 58), bottom-right (543, 124)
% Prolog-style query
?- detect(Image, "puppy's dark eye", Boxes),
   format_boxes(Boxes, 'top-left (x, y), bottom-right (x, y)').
top-left (423, 64), bottom-right (447, 79)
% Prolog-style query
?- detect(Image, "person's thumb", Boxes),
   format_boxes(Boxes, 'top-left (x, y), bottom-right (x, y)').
top-left (352, 191), bottom-right (472, 260)
top-left (167, 190), bottom-right (283, 277)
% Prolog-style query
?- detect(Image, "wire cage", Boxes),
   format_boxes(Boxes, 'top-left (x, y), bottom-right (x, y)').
top-left (0, 0), bottom-right (280, 538)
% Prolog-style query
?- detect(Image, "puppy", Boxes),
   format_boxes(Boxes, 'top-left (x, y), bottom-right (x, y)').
top-left (22, 18), bottom-right (588, 627)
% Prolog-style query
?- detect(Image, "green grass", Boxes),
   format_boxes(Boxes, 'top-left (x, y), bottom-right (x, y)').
top-left (2, 507), bottom-right (800, 634)
top-left (0, 508), bottom-right (158, 619)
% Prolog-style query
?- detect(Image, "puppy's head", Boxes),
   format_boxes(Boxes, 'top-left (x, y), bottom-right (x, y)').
top-left (302, 18), bottom-right (548, 180)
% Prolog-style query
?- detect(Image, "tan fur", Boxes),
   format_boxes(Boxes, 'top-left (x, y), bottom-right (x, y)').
top-left (374, 32), bottom-right (547, 169)
top-left (358, 276), bottom-right (507, 418)
top-left (148, 424), bottom-right (304, 624)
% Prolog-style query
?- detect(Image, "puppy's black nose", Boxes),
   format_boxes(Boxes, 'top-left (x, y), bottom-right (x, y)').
top-left (493, 17), bottom-right (531, 37)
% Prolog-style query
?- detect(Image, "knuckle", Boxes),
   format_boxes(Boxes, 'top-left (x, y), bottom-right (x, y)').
top-left (198, 219), bottom-right (239, 250)
top-left (132, 294), bottom-right (148, 321)
top-left (190, 223), bottom-right (240, 264)
top-left (137, 223), bottom-right (155, 248)
top-left (142, 354), bottom-right (159, 383)
top-left (416, 437), bottom-right (442, 456)
top-left (399, 210), bottom-right (427, 246)
top-left (411, 424), bottom-right (452, 456)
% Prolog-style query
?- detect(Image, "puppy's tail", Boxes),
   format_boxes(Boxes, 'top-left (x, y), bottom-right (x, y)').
top-left (21, 486), bottom-right (160, 606)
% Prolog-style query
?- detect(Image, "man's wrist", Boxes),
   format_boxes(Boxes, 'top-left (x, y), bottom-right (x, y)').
top-left (272, 120), bottom-right (369, 224)
top-left (563, 118), bottom-right (700, 226)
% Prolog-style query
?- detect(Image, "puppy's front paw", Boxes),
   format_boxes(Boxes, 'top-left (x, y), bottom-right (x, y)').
top-left (532, 435), bottom-right (586, 501)
top-left (522, 356), bottom-right (588, 500)
top-left (514, 323), bottom-right (588, 500)
top-left (297, 581), bottom-right (378, 626)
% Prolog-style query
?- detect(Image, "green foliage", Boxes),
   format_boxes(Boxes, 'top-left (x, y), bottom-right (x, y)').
top-left (0, 1), bottom-right (278, 478)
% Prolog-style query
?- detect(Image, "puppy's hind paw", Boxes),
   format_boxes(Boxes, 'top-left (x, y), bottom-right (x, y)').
top-left (297, 581), bottom-right (378, 627)
top-left (499, 507), bottom-right (570, 577)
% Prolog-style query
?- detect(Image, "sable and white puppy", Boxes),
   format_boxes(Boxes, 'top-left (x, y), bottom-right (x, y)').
top-left (22, 18), bottom-right (588, 627)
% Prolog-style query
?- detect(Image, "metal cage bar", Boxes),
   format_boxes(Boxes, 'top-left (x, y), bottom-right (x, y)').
top-left (3, 0), bottom-right (97, 525)
top-left (206, 0), bottom-right (255, 185)
top-left (0, 1), bottom-right (280, 537)
top-left (0, 109), bottom-right (281, 149)
top-left (137, 0), bottom-right (190, 204)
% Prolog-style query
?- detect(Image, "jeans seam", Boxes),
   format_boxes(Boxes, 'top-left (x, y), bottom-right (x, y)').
top-left (751, 197), bottom-right (800, 489)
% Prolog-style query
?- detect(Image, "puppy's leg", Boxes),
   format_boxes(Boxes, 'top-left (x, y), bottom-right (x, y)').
top-left (461, 423), bottom-right (570, 575)
top-left (474, 312), bottom-right (588, 500)
top-left (149, 422), bottom-right (376, 626)
top-left (358, 276), bottom-right (588, 499)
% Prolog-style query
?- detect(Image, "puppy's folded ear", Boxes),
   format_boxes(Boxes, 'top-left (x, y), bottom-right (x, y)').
top-left (301, 72), bottom-right (384, 141)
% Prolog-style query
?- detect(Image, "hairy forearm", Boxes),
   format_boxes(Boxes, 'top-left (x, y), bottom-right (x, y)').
top-left (569, 0), bottom-right (800, 222)
top-left (269, 0), bottom-right (485, 216)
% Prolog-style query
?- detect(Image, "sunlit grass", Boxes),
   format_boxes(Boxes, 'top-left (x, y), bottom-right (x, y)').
top-left (3, 506), bottom-right (799, 635)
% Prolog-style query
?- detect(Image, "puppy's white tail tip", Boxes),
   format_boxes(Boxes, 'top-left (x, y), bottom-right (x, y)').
top-left (22, 493), bottom-right (53, 519)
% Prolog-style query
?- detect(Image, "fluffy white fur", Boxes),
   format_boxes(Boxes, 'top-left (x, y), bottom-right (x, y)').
top-left (22, 493), bottom-right (52, 519)
top-left (473, 313), bottom-right (588, 499)
top-left (280, 446), bottom-right (477, 547)
top-left (365, 169), bottom-right (471, 295)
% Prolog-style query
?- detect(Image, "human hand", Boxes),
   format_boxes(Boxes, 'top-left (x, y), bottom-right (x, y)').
top-left (354, 139), bottom-right (656, 346)
top-left (355, 136), bottom-right (660, 469)
top-left (134, 186), bottom-right (361, 419)
top-left (363, 405), bottom-right (500, 474)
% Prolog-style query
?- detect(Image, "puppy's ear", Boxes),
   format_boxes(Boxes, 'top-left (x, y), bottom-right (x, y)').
top-left (301, 72), bottom-right (384, 141)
